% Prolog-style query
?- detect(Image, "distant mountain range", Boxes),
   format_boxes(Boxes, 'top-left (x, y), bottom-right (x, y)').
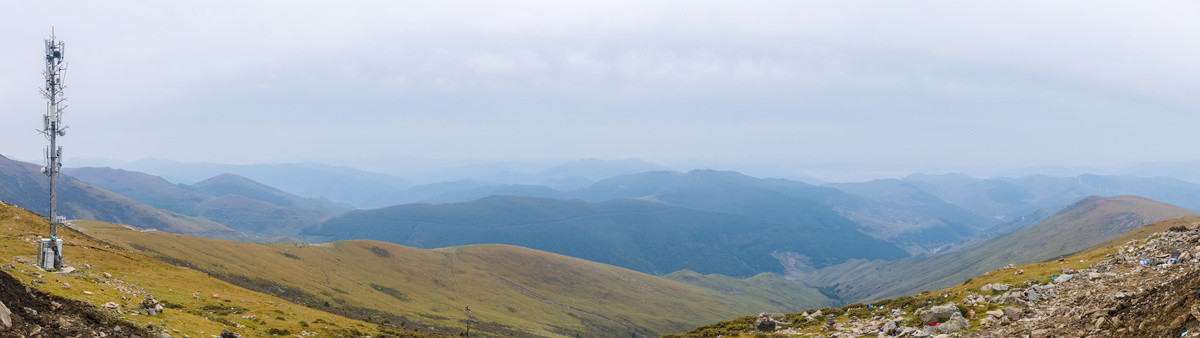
top-left (24, 153), bottom-right (1200, 288)
top-left (68, 158), bottom-right (413, 208)
top-left (63, 167), bottom-right (347, 239)
top-left (800, 195), bottom-right (1200, 302)
top-left (0, 155), bottom-right (249, 240)
top-left (306, 195), bottom-right (908, 277)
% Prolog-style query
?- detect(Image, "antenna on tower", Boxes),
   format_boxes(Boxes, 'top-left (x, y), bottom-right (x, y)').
top-left (38, 29), bottom-right (68, 271)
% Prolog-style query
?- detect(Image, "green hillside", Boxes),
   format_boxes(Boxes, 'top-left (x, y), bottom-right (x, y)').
top-left (0, 155), bottom-right (249, 241)
top-left (75, 214), bottom-right (836, 337)
top-left (801, 195), bottom-right (1200, 302)
top-left (0, 201), bottom-right (394, 337)
top-left (305, 195), bottom-right (907, 276)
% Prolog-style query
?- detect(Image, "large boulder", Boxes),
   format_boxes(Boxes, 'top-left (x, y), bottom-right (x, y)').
top-left (754, 317), bottom-right (776, 332)
top-left (920, 304), bottom-right (961, 325)
top-left (0, 300), bottom-right (10, 328)
top-left (934, 312), bottom-right (968, 333)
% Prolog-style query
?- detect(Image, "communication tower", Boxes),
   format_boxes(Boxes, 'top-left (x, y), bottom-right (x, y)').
top-left (38, 30), bottom-right (68, 271)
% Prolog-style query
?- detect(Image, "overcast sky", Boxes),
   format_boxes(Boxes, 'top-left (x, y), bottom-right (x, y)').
top-left (2, 1), bottom-right (1198, 180)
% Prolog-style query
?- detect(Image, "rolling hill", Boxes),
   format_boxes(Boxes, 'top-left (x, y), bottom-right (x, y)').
top-left (800, 195), bottom-right (1200, 302)
top-left (305, 195), bottom-right (908, 277)
top-left (0, 200), bottom-right (393, 337)
top-left (0, 155), bottom-right (249, 240)
top-left (64, 167), bottom-right (342, 238)
top-left (68, 211), bottom-right (839, 337)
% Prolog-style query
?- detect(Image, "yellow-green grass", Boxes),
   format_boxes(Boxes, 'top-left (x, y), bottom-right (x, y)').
top-left (0, 203), bottom-right (393, 337)
top-left (73, 216), bottom-right (822, 337)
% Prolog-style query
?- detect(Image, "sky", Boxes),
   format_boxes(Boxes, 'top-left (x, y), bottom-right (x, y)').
top-left (2, 1), bottom-right (1199, 181)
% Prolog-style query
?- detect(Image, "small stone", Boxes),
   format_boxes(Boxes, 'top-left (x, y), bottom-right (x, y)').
top-left (103, 272), bottom-right (112, 278)
top-left (83, 291), bottom-right (93, 295)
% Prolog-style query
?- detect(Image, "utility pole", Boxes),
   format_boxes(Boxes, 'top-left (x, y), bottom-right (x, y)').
top-left (38, 30), bottom-right (67, 271)
top-left (464, 305), bottom-right (472, 337)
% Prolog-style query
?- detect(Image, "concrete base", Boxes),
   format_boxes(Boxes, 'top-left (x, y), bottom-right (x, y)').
top-left (37, 238), bottom-right (62, 271)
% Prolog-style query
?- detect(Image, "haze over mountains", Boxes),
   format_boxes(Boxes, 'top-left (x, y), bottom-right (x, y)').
top-left (11, 152), bottom-right (1200, 336)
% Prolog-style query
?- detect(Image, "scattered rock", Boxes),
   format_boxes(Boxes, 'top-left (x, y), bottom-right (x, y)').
top-left (220, 329), bottom-right (242, 338)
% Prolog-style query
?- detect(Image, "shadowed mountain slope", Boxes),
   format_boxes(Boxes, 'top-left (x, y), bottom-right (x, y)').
top-left (306, 195), bottom-right (907, 277)
top-left (571, 170), bottom-right (995, 255)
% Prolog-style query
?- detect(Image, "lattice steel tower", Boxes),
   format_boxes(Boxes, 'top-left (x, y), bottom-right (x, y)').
top-left (38, 31), bottom-right (67, 271)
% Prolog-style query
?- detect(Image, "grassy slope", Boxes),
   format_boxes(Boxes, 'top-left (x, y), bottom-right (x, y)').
top-left (802, 195), bottom-right (1200, 302)
top-left (77, 216), bottom-right (832, 337)
top-left (0, 202), bottom-right (391, 337)
top-left (672, 215), bottom-right (1200, 337)
top-left (663, 270), bottom-right (838, 311)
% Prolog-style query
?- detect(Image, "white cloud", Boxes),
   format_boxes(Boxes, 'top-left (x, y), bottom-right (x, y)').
top-left (0, 1), bottom-right (1198, 174)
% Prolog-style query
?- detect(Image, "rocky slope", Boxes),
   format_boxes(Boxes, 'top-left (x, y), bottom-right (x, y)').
top-left (0, 267), bottom-right (149, 337)
top-left (667, 217), bottom-right (1200, 337)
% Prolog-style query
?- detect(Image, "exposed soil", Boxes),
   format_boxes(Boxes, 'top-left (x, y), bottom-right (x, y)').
top-left (0, 268), bottom-right (150, 337)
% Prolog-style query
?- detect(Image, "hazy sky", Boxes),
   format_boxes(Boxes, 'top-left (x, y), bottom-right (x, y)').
top-left (2, 1), bottom-right (1198, 179)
